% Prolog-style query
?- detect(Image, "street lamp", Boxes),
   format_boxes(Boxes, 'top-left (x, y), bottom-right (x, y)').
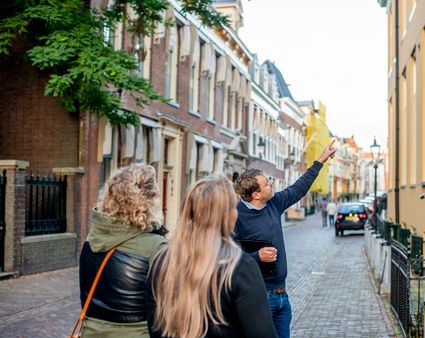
top-left (288, 149), bottom-right (296, 162)
top-left (257, 137), bottom-right (266, 159)
top-left (370, 137), bottom-right (381, 215)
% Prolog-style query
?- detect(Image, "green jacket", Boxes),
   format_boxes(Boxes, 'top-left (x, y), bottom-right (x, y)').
top-left (81, 209), bottom-right (168, 338)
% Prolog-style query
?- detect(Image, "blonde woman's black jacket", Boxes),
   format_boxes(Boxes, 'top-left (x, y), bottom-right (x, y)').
top-left (79, 209), bottom-right (167, 337)
top-left (147, 252), bottom-right (278, 338)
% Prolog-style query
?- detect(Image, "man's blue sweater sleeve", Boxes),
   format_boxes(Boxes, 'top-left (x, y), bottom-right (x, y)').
top-left (280, 161), bottom-right (323, 211)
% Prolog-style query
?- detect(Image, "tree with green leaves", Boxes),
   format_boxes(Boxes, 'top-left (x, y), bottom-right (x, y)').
top-left (0, 0), bottom-right (228, 126)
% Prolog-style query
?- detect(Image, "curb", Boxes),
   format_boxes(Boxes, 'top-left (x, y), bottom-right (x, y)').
top-left (363, 248), bottom-right (399, 337)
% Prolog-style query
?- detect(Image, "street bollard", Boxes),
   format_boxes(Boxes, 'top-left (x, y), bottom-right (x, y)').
top-left (410, 234), bottom-right (423, 276)
top-left (391, 223), bottom-right (401, 241)
top-left (397, 228), bottom-right (410, 248)
top-left (382, 221), bottom-right (392, 245)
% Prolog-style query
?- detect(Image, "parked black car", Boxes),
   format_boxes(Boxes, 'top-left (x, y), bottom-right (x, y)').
top-left (335, 202), bottom-right (368, 236)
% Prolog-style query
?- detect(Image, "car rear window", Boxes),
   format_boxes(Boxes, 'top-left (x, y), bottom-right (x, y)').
top-left (338, 205), bottom-right (365, 213)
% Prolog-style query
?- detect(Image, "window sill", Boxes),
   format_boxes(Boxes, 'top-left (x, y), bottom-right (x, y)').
top-left (220, 126), bottom-right (235, 137)
top-left (206, 118), bottom-right (216, 126)
top-left (189, 110), bottom-right (201, 118)
top-left (166, 101), bottom-right (180, 109)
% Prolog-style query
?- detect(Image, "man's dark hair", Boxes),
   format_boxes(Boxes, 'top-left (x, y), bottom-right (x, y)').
top-left (235, 169), bottom-right (263, 202)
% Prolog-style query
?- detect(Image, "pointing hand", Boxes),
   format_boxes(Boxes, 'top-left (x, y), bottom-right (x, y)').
top-left (318, 139), bottom-right (337, 164)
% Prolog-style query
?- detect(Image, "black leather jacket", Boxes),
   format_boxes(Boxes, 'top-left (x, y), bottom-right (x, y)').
top-left (79, 242), bottom-right (150, 323)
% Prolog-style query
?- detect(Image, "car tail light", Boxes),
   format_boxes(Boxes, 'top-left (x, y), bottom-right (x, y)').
top-left (359, 213), bottom-right (367, 219)
top-left (337, 214), bottom-right (343, 220)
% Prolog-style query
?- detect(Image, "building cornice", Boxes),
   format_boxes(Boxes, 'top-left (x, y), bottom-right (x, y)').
top-left (170, 0), bottom-right (251, 74)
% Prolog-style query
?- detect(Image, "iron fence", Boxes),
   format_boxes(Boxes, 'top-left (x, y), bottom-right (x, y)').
top-left (386, 222), bottom-right (425, 338)
top-left (409, 259), bottom-right (425, 338)
top-left (391, 240), bottom-right (410, 337)
top-left (0, 170), bottom-right (6, 271)
top-left (25, 173), bottom-right (67, 236)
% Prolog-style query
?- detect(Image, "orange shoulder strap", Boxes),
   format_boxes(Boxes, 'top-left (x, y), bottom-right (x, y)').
top-left (69, 247), bottom-right (117, 338)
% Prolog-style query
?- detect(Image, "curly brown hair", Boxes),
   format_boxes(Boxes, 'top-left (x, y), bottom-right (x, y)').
top-left (235, 168), bottom-right (263, 202)
top-left (98, 163), bottom-right (163, 231)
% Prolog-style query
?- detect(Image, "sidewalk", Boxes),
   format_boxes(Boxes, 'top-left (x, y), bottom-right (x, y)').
top-left (0, 267), bottom-right (80, 337)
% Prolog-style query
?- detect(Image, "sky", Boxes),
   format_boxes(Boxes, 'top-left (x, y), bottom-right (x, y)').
top-left (239, 0), bottom-right (388, 152)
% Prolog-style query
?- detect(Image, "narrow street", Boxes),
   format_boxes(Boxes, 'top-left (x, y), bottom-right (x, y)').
top-left (0, 213), bottom-right (396, 337)
top-left (286, 213), bottom-right (395, 337)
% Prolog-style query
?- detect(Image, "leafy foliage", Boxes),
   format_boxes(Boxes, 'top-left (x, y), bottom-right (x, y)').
top-left (0, 0), bottom-right (228, 126)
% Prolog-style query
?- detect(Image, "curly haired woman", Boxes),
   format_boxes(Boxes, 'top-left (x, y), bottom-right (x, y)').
top-left (147, 177), bottom-right (277, 338)
top-left (79, 164), bottom-right (167, 338)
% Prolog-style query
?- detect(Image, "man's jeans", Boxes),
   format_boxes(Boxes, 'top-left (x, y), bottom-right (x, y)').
top-left (321, 211), bottom-right (328, 227)
top-left (328, 214), bottom-right (335, 227)
top-left (267, 291), bottom-right (292, 338)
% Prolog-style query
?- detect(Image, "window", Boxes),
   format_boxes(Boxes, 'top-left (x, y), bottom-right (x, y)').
top-left (207, 55), bottom-right (217, 120)
top-left (409, 53), bottom-right (416, 183)
top-left (222, 86), bottom-right (229, 127)
top-left (142, 125), bottom-right (153, 164)
top-left (401, 69), bottom-right (407, 184)
top-left (164, 25), bottom-right (179, 101)
top-left (99, 127), bottom-right (115, 190)
top-left (213, 148), bottom-right (220, 173)
top-left (236, 97), bottom-right (243, 131)
top-left (134, 35), bottom-right (151, 79)
top-left (164, 138), bottom-right (170, 166)
top-left (189, 39), bottom-right (200, 113)
top-left (195, 142), bottom-right (202, 180)
top-left (229, 92), bottom-right (236, 129)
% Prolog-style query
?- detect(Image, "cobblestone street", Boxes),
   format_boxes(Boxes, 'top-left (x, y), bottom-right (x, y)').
top-left (285, 213), bottom-right (396, 337)
top-left (0, 213), bottom-right (397, 337)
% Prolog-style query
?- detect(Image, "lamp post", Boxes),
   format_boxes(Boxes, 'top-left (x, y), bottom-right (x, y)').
top-left (257, 137), bottom-right (266, 159)
top-left (370, 137), bottom-right (381, 215)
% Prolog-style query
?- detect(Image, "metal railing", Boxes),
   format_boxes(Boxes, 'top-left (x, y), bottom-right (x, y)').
top-left (391, 240), bottom-right (410, 337)
top-left (25, 173), bottom-right (67, 236)
top-left (383, 219), bottom-right (425, 338)
top-left (0, 170), bottom-right (6, 271)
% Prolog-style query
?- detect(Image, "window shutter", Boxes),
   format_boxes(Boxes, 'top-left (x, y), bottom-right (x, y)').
top-left (166, 24), bottom-right (178, 52)
top-left (190, 25), bottom-right (200, 66)
top-left (179, 25), bottom-right (191, 60)
top-left (134, 126), bottom-right (144, 161)
top-left (216, 56), bottom-right (226, 83)
top-left (103, 122), bottom-right (113, 156)
top-left (150, 128), bottom-right (161, 163)
top-left (121, 125), bottom-right (135, 159)
top-left (231, 68), bottom-right (240, 93)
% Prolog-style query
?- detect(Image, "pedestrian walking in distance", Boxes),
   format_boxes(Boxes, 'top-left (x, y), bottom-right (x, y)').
top-left (234, 140), bottom-right (336, 338)
top-left (147, 177), bottom-right (278, 338)
top-left (79, 164), bottom-right (167, 338)
top-left (327, 199), bottom-right (337, 227)
top-left (321, 197), bottom-right (328, 227)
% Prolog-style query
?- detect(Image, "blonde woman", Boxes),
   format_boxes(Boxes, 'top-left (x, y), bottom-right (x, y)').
top-left (79, 164), bottom-right (167, 338)
top-left (147, 177), bottom-right (277, 338)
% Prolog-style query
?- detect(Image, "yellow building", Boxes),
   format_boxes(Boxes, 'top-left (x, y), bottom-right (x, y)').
top-left (299, 100), bottom-right (331, 195)
top-left (380, 0), bottom-right (425, 235)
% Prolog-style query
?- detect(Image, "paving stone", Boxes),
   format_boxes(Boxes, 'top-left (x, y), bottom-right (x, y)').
top-left (0, 213), bottom-right (397, 337)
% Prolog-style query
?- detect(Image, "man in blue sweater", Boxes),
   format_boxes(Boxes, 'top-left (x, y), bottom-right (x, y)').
top-left (234, 140), bottom-right (336, 338)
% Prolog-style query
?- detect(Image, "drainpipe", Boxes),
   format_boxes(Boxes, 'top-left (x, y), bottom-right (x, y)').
top-left (394, 0), bottom-right (400, 223)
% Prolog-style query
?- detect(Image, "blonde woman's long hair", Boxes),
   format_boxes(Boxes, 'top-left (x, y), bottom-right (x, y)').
top-left (98, 163), bottom-right (163, 231)
top-left (152, 176), bottom-right (242, 338)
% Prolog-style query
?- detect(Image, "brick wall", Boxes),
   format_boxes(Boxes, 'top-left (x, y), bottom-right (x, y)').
top-left (122, 35), bottom-right (237, 196)
top-left (21, 233), bottom-right (77, 274)
top-left (0, 42), bottom-right (80, 173)
top-left (0, 43), bottom-right (100, 271)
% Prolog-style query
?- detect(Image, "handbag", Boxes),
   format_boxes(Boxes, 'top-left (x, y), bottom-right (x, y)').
top-left (69, 247), bottom-right (117, 338)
